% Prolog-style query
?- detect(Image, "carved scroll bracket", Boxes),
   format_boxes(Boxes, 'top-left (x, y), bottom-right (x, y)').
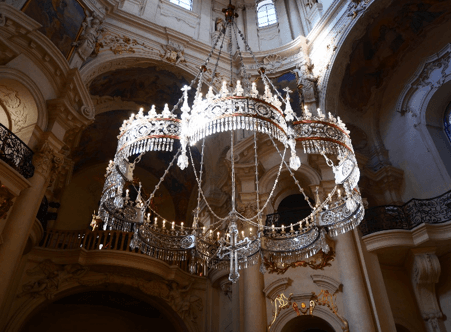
top-left (408, 248), bottom-right (445, 332)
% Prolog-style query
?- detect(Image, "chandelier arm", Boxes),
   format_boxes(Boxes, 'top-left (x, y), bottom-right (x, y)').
top-left (144, 147), bottom-right (182, 207)
top-left (210, 26), bottom-right (228, 87)
top-left (268, 134), bottom-right (315, 210)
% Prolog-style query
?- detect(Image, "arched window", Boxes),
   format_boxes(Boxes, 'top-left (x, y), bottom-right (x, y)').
top-left (445, 101), bottom-right (451, 143)
top-left (169, 0), bottom-right (193, 11)
top-left (257, 0), bottom-right (277, 27)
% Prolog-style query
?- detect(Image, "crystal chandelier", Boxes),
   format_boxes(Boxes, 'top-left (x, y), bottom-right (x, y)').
top-left (96, 3), bottom-right (364, 283)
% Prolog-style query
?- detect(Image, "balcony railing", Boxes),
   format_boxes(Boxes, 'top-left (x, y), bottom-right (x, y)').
top-left (39, 228), bottom-right (199, 275)
top-left (0, 123), bottom-right (34, 178)
top-left (265, 208), bottom-right (312, 227)
top-left (360, 189), bottom-right (451, 236)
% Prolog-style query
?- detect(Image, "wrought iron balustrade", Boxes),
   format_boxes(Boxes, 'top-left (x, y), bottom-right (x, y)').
top-left (265, 207), bottom-right (312, 227)
top-left (360, 189), bottom-right (451, 236)
top-left (39, 228), bottom-right (199, 275)
top-left (0, 123), bottom-right (34, 178)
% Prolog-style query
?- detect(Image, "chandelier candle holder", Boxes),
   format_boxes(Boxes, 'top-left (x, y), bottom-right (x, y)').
top-left (96, 2), bottom-right (364, 283)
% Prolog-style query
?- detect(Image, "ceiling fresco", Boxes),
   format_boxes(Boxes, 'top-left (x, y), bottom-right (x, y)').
top-left (22, 0), bottom-right (85, 58)
top-left (269, 72), bottom-right (303, 117)
top-left (72, 109), bottom-right (200, 222)
top-left (340, 0), bottom-right (451, 110)
top-left (89, 66), bottom-right (197, 111)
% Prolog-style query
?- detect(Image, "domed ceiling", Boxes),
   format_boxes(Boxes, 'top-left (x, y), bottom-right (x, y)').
top-left (340, 0), bottom-right (451, 110)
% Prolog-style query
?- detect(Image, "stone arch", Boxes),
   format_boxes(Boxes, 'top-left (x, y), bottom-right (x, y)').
top-left (259, 164), bottom-right (320, 214)
top-left (7, 282), bottom-right (191, 332)
top-left (270, 303), bottom-right (343, 332)
top-left (21, 290), bottom-right (184, 332)
top-left (390, 42), bottom-right (451, 196)
top-left (80, 54), bottom-right (202, 90)
top-left (0, 67), bottom-right (47, 141)
top-left (6, 262), bottom-right (205, 332)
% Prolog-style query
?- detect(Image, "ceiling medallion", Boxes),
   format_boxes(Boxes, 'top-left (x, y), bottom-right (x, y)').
top-left (96, 3), bottom-right (364, 283)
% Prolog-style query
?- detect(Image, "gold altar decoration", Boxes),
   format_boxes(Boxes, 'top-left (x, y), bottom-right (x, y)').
top-left (268, 289), bottom-right (349, 331)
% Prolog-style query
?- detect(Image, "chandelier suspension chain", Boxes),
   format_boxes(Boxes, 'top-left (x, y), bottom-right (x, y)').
top-left (233, 22), bottom-right (288, 106)
top-left (235, 143), bottom-right (287, 224)
top-left (145, 147), bottom-right (182, 206)
top-left (188, 145), bottom-right (229, 223)
top-left (268, 134), bottom-right (315, 209)
top-left (195, 137), bottom-right (206, 224)
top-left (232, 23), bottom-right (249, 89)
top-left (210, 27), bottom-right (227, 87)
top-left (230, 131), bottom-right (236, 212)
top-left (254, 131), bottom-right (260, 215)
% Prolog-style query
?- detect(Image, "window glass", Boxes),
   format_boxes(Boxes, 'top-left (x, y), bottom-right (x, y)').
top-left (169, 0), bottom-right (192, 11)
top-left (445, 102), bottom-right (451, 143)
top-left (257, 0), bottom-right (277, 27)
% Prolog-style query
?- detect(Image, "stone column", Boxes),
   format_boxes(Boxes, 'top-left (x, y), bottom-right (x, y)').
top-left (274, 0), bottom-right (293, 44)
top-left (409, 248), bottom-right (445, 332)
top-left (0, 139), bottom-right (62, 319)
top-left (244, 4), bottom-right (259, 50)
top-left (243, 264), bottom-right (267, 332)
top-left (335, 231), bottom-right (376, 332)
top-left (286, 0), bottom-right (303, 37)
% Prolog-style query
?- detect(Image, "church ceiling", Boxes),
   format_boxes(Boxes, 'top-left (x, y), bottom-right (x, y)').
top-left (89, 66), bottom-right (196, 111)
top-left (22, 0), bottom-right (85, 59)
top-left (339, 0), bottom-right (451, 110)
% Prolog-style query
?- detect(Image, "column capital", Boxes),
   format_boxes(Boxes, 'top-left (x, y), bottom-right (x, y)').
top-left (33, 139), bottom-right (64, 179)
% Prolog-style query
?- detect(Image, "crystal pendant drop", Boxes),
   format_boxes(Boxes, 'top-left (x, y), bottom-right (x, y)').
top-left (177, 153), bottom-right (189, 170)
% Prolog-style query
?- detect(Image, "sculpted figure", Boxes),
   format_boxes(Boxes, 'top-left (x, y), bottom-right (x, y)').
top-left (293, 49), bottom-right (318, 104)
top-left (74, 12), bottom-right (103, 61)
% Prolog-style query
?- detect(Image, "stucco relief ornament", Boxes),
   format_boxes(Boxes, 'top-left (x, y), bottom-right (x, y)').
top-left (160, 41), bottom-right (186, 65)
top-left (80, 105), bottom-right (95, 120)
top-left (95, 2), bottom-right (364, 284)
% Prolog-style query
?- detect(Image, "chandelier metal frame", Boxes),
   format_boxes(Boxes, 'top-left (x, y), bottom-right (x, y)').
top-left (96, 3), bottom-right (364, 283)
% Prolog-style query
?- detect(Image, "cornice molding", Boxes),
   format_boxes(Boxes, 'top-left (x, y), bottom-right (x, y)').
top-left (363, 220), bottom-right (451, 252)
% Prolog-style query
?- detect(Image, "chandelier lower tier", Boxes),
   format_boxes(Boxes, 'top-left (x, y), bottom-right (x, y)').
top-left (96, 3), bottom-right (364, 283)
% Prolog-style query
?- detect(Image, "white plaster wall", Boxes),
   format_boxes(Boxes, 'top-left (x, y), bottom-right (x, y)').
top-left (381, 265), bottom-right (426, 332)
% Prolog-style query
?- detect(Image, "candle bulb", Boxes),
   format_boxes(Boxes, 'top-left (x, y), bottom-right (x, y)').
top-left (337, 189), bottom-right (341, 199)
top-left (241, 230), bottom-right (245, 238)
top-left (217, 231), bottom-right (220, 240)
top-left (154, 217), bottom-right (157, 224)
top-left (209, 230), bottom-right (213, 238)
top-left (126, 189), bottom-right (129, 197)
top-left (272, 224), bottom-right (275, 233)
top-left (163, 220), bottom-right (166, 228)
top-left (181, 222), bottom-right (184, 230)
top-left (203, 226), bottom-right (206, 234)
top-left (290, 223), bottom-right (294, 232)
top-left (172, 221), bottom-right (175, 230)
top-left (147, 213), bottom-right (150, 223)
top-left (250, 227), bottom-right (252, 235)
top-left (281, 225), bottom-right (285, 233)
